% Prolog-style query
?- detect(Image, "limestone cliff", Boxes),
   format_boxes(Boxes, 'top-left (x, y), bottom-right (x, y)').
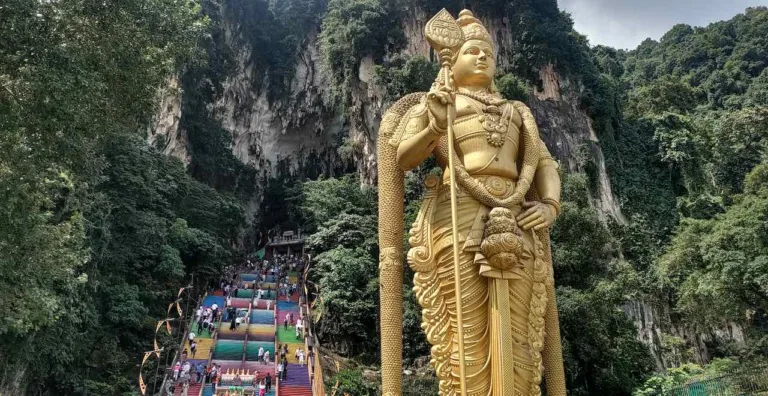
top-left (148, 6), bottom-right (626, 226)
top-left (147, 75), bottom-right (190, 164)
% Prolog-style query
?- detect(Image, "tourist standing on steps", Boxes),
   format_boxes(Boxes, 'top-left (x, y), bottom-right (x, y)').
top-left (283, 317), bottom-right (288, 330)
top-left (173, 362), bottom-right (181, 381)
top-left (188, 331), bottom-right (195, 343)
top-left (277, 361), bottom-right (283, 382)
top-left (299, 349), bottom-right (305, 367)
top-left (190, 340), bottom-right (197, 358)
top-left (259, 379), bottom-right (267, 396)
top-left (181, 361), bottom-right (191, 380)
top-left (258, 346), bottom-right (264, 362)
top-left (265, 373), bottom-right (272, 392)
top-left (197, 314), bottom-right (204, 334)
top-left (264, 349), bottom-right (271, 364)
top-left (181, 381), bottom-right (189, 396)
top-left (203, 316), bottom-right (211, 333)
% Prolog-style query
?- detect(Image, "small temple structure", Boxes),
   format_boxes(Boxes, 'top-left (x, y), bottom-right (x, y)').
top-left (265, 230), bottom-right (305, 258)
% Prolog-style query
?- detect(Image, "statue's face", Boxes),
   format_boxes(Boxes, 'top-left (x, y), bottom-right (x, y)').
top-left (453, 39), bottom-right (495, 88)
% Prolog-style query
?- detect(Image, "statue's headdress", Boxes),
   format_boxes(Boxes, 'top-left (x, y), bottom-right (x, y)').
top-left (457, 10), bottom-right (493, 49)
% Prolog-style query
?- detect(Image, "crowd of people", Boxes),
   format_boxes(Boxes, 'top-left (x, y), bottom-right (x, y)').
top-left (169, 359), bottom-right (222, 396)
top-left (164, 252), bottom-right (312, 396)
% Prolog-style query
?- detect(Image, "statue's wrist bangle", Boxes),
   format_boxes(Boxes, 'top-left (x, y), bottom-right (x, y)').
top-left (427, 111), bottom-right (447, 136)
top-left (541, 198), bottom-right (561, 215)
top-left (428, 122), bottom-right (447, 136)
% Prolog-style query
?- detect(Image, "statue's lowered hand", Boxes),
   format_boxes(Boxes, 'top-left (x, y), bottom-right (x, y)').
top-left (516, 201), bottom-right (557, 231)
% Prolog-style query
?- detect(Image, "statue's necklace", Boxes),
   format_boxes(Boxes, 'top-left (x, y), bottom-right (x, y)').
top-left (457, 90), bottom-right (510, 148)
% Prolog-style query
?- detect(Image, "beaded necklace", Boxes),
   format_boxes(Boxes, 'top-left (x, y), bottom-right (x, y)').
top-left (456, 89), bottom-right (510, 148)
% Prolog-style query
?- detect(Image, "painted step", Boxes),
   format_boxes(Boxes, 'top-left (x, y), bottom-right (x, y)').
top-left (183, 338), bottom-right (214, 360)
top-left (202, 384), bottom-right (214, 396)
top-left (278, 385), bottom-right (312, 396)
top-left (280, 363), bottom-right (311, 386)
top-left (173, 382), bottom-right (202, 396)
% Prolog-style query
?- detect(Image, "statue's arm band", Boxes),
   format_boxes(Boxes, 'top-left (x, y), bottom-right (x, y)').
top-left (536, 139), bottom-right (558, 169)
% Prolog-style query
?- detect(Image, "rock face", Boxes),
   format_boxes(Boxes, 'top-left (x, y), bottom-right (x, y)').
top-left (214, 23), bottom-right (346, 177)
top-left (623, 299), bottom-right (746, 371)
top-left (148, 75), bottom-right (190, 164)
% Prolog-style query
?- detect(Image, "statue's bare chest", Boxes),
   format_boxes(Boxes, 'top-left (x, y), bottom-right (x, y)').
top-left (451, 96), bottom-right (523, 176)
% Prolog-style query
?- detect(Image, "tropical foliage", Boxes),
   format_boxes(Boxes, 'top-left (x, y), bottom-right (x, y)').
top-left (0, 0), bottom-right (246, 394)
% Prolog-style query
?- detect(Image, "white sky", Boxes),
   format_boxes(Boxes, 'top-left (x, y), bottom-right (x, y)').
top-left (557, 0), bottom-right (768, 49)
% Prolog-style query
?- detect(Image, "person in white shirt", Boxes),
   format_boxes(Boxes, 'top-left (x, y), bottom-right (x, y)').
top-left (188, 332), bottom-right (195, 342)
top-left (211, 303), bottom-right (219, 320)
top-left (258, 346), bottom-right (264, 362)
top-left (195, 307), bottom-right (203, 321)
top-left (203, 317), bottom-right (211, 332)
top-left (266, 300), bottom-right (271, 311)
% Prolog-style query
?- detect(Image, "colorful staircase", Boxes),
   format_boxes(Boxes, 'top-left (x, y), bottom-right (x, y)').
top-left (169, 267), bottom-right (308, 396)
top-left (275, 272), bottom-right (311, 396)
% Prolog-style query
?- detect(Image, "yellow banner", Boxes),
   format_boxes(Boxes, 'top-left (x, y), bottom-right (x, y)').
top-left (139, 351), bottom-right (152, 395)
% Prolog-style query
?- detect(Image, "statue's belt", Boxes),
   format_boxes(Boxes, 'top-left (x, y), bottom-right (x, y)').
top-left (439, 175), bottom-right (517, 202)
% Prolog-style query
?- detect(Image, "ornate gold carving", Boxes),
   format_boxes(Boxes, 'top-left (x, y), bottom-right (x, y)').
top-left (425, 9), bottom-right (464, 55)
top-left (408, 176), bottom-right (440, 273)
top-left (379, 247), bottom-right (401, 273)
top-left (481, 208), bottom-right (531, 271)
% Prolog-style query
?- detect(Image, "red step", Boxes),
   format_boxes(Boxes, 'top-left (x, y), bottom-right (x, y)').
top-left (174, 381), bottom-right (203, 396)
top-left (279, 385), bottom-right (312, 396)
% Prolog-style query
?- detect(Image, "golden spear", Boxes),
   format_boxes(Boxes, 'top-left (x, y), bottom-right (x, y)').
top-left (425, 9), bottom-right (468, 396)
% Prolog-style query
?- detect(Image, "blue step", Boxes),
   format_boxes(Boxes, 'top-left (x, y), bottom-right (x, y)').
top-left (202, 384), bottom-right (214, 396)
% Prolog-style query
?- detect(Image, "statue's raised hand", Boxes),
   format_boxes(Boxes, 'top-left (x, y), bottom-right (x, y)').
top-left (426, 86), bottom-right (455, 130)
top-left (516, 201), bottom-right (557, 231)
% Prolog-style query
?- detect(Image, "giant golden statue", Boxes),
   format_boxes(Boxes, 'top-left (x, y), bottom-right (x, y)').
top-left (377, 9), bottom-right (567, 396)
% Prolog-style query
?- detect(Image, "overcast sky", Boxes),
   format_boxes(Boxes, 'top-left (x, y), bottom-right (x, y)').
top-left (557, 0), bottom-right (768, 50)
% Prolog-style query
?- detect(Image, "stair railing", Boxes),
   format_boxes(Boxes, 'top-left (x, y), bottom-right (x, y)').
top-left (300, 258), bottom-right (325, 396)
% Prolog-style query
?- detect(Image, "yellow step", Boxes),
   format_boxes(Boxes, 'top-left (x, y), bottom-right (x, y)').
top-left (184, 338), bottom-right (214, 360)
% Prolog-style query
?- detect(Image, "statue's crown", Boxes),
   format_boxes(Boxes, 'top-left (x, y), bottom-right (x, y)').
top-left (457, 10), bottom-right (493, 48)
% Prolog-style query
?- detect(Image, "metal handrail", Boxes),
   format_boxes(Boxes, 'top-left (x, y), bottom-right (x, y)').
top-left (668, 366), bottom-right (768, 396)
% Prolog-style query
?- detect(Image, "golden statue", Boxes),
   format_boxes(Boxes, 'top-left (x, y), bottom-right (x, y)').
top-left (377, 9), bottom-right (566, 396)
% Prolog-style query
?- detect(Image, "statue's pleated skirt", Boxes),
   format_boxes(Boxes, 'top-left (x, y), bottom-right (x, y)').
top-left (426, 193), bottom-right (535, 396)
